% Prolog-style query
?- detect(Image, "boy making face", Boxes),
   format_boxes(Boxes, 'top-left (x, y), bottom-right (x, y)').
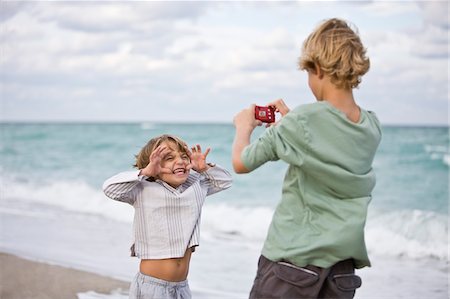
top-left (138, 135), bottom-right (212, 188)
top-left (104, 134), bottom-right (232, 299)
top-left (140, 140), bottom-right (211, 188)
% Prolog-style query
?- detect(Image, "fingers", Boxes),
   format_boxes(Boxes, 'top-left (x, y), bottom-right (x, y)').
top-left (150, 145), bottom-right (166, 157)
top-left (234, 105), bottom-right (255, 118)
top-left (191, 144), bottom-right (201, 153)
top-left (149, 145), bottom-right (170, 164)
top-left (267, 98), bottom-right (290, 116)
top-left (203, 147), bottom-right (211, 157)
top-left (267, 98), bottom-right (283, 108)
top-left (251, 104), bottom-right (265, 126)
top-left (233, 104), bottom-right (261, 129)
top-left (190, 144), bottom-right (211, 156)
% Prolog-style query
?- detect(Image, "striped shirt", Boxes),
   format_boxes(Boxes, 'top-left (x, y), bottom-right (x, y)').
top-left (103, 165), bottom-right (232, 259)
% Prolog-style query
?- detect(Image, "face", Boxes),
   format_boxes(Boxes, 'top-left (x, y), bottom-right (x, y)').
top-left (158, 141), bottom-right (191, 188)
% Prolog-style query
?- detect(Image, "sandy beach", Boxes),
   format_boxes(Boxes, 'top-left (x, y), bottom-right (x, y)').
top-left (0, 252), bottom-right (129, 299)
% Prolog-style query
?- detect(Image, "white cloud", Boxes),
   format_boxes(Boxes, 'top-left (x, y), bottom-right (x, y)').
top-left (0, 1), bottom-right (448, 125)
top-left (0, 1), bottom-right (28, 21)
top-left (29, 2), bottom-right (210, 32)
top-left (409, 1), bottom-right (449, 59)
top-left (360, 1), bottom-right (419, 17)
top-left (419, 1), bottom-right (449, 29)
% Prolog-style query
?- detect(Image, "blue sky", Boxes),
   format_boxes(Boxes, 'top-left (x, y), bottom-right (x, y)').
top-left (1, 1), bottom-right (448, 125)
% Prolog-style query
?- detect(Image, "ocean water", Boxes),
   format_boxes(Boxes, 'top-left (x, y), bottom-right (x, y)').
top-left (0, 123), bottom-right (448, 298)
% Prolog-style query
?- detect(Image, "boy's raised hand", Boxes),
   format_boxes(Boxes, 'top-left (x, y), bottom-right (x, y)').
top-left (266, 98), bottom-right (291, 127)
top-left (267, 98), bottom-right (290, 116)
top-left (187, 144), bottom-right (211, 173)
top-left (233, 104), bottom-right (263, 130)
top-left (140, 145), bottom-right (172, 177)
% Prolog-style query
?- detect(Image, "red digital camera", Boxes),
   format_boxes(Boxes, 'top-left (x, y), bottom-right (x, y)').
top-left (255, 105), bottom-right (276, 123)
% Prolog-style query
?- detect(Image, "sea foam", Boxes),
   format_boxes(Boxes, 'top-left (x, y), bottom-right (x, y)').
top-left (2, 175), bottom-right (448, 261)
top-left (425, 144), bottom-right (450, 166)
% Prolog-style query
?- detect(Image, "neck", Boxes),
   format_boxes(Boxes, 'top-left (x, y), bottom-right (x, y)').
top-left (322, 88), bottom-right (356, 109)
top-left (319, 79), bottom-right (360, 123)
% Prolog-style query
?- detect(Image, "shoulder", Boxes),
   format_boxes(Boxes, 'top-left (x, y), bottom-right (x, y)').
top-left (291, 102), bottom-right (327, 114)
top-left (364, 109), bottom-right (382, 137)
top-left (279, 102), bottom-right (328, 128)
top-left (286, 102), bottom-right (330, 124)
top-left (265, 104), bottom-right (317, 145)
top-left (366, 110), bottom-right (380, 124)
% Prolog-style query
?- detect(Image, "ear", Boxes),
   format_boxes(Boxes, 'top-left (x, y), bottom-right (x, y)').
top-left (314, 63), bottom-right (324, 79)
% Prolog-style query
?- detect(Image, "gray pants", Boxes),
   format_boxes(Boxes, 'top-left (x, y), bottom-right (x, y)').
top-left (249, 255), bottom-right (361, 299)
top-left (129, 272), bottom-right (191, 299)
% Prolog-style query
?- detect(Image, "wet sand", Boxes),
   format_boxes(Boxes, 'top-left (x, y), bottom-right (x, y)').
top-left (0, 252), bottom-right (130, 299)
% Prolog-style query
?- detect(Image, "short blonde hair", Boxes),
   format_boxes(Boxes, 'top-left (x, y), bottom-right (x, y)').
top-left (134, 134), bottom-right (188, 169)
top-left (299, 18), bottom-right (370, 89)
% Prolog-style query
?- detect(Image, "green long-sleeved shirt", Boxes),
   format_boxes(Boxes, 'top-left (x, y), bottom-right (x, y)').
top-left (241, 101), bottom-right (381, 269)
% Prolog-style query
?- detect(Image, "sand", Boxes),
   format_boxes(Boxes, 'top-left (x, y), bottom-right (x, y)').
top-left (0, 252), bottom-right (130, 299)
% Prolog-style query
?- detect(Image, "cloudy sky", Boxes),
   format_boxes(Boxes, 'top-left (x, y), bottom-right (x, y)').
top-left (1, 1), bottom-right (448, 125)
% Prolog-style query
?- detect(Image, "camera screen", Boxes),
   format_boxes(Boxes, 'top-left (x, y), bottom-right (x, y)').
top-left (258, 111), bottom-right (267, 117)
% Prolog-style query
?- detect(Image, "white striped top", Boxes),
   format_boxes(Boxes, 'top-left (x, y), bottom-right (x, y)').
top-left (103, 165), bottom-right (232, 259)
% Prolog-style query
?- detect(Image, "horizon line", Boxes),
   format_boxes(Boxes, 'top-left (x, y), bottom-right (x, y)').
top-left (0, 120), bottom-right (448, 128)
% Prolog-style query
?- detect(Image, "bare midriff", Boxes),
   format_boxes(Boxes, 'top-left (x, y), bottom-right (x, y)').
top-left (139, 248), bottom-right (192, 282)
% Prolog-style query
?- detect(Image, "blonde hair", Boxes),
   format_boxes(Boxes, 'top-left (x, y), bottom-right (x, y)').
top-left (134, 134), bottom-right (188, 169)
top-left (299, 18), bottom-right (370, 89)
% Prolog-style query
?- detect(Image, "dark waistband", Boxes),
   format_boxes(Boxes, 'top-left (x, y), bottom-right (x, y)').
top-left (260, 255), bottom-right (355, 273)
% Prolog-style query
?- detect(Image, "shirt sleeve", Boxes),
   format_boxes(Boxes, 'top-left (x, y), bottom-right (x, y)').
top-left (241, 110), bottom-right (308, 171)
top-left (102, 170), bottom-right (146, 205)
top-left (200, 164), bottom-right (233, 196)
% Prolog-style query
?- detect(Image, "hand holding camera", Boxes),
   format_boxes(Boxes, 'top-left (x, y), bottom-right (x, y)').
top-left (254, 99), bottom-right (290, 124)
top-left (254, 105), bottom-right (276, 123)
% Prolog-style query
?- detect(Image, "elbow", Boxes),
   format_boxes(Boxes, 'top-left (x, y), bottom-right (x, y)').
top-left (232, 158), bottom-right (250, 174)
top-left (103, 183), bottom-right (119, 200)
top-left (232, 146), bottom-right (250, 173)
top-left (102, 186), bottom-right (110, 198)
top-left (102, 184), bottom-right (113, 199)
top-left (233, 165), bottom-right (248, 174)
top-left (103, 189), bottom-right (114, 199)
top-left (234, 168), bottom-right (248, 174)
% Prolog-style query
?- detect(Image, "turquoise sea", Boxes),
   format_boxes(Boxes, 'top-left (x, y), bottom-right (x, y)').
top-left (1, 123), bottom-right (448, 298)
